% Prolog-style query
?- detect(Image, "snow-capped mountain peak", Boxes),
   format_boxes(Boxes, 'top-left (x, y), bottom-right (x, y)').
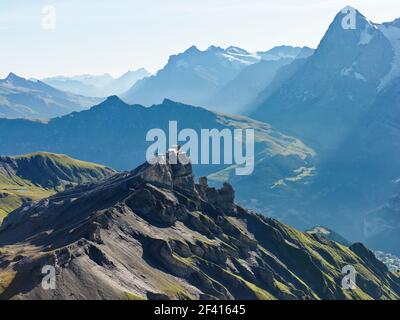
top-left (1, 72), bottom-right (47, 90)
top-left (2, 72), bottom-right (26, 85)
top-left (378, 22), bottom-right (400, 90)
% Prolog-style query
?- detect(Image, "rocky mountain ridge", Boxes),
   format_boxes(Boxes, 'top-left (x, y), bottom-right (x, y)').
top-left (0, 157), bottom-right (399, 300)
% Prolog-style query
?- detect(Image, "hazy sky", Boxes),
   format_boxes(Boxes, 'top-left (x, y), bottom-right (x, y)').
top-left (0, 0), bottom-right (399, 79)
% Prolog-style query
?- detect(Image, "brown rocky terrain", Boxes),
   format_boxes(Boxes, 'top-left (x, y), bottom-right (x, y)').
top-left (0, 155), bottom-right (399, 300)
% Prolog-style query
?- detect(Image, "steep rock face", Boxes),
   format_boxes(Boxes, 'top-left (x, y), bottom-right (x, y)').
top-left (0, 159), bottom-right (399, 300)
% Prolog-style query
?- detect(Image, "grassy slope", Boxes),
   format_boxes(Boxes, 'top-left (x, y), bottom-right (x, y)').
top-left (209, 114), bottom-right (315, 181)
top-left (269, 221), bottom-right (400, 299)
top-left (0, 152), bottom-right (115, 221)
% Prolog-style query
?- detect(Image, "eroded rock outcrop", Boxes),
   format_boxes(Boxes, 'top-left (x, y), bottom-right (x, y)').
top-left (0, 158), bottom-right (399, 300)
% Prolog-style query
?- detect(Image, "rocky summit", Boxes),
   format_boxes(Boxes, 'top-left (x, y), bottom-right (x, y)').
top-left (0, 157), bottom-right (399, 300)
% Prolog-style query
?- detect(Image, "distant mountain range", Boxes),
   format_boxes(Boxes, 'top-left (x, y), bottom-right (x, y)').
top-left (364, 194), bottom-right (400, 256)
top-left (1, 61), bottom-right (400, 252)
top-left (43, 68), bottom-right (151, 97)
top-left (1, 157), bottom-right (398, 299)
top-left (0, 73), bottom-right (98, 119)
top-left (122, 45), bottom-right (313, 112)
top-left (0, 152), bottom-right (115, 221)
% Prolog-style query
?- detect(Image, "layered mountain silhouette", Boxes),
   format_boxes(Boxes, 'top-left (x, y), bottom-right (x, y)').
top-left (306, 225), bottom-right (400, 270)
top-left (0, 157), bottom-right (399, 300)
top-left (122, 45), bottom-right (310, 111)
top-left (0, 152), bottom-right (115, 220)
top-left (0, 73), bottom-right (98, 119)
top-left (206, 47), bottom-right (314, 114)
top-left (122, 46), bottom-right (259, 106)
top-left (43, 68), bottom-right (151, 97)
